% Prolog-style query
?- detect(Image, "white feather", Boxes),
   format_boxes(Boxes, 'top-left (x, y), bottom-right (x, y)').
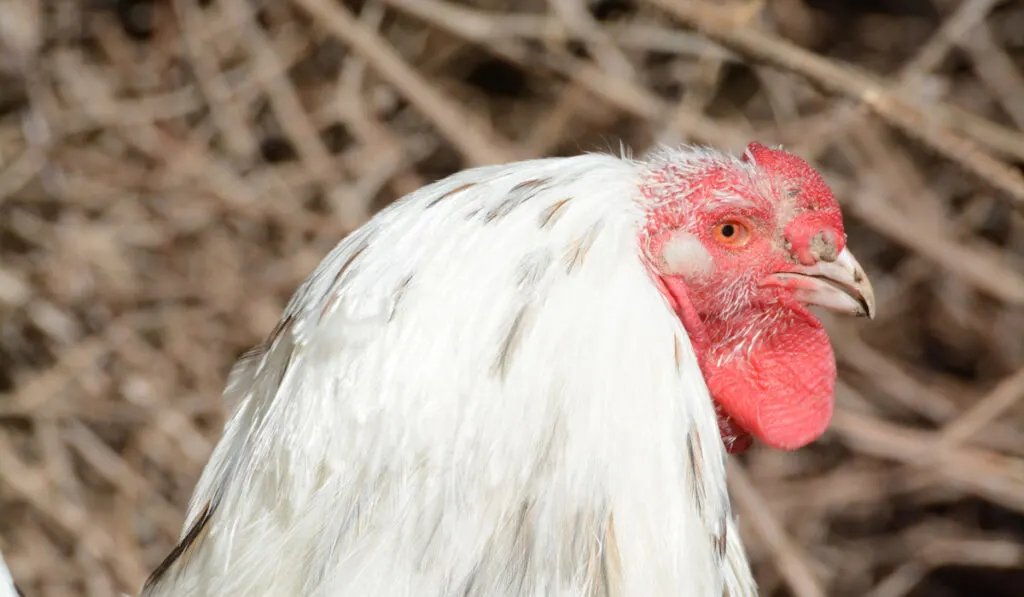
top-left (142, 152), bottom-right (757, 597)
top-left (0, 551), bottom-right (18, 597)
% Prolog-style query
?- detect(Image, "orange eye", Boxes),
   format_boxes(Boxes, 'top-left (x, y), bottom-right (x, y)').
top-left (714, 219), bottom-right (751, 247)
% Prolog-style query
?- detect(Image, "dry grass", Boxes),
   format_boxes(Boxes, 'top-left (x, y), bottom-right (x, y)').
top-left (1, 0), bottom-right (1024, 595)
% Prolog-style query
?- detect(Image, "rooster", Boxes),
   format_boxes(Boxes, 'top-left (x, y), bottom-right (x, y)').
top-left (138, 143), bottom-right (874, 597)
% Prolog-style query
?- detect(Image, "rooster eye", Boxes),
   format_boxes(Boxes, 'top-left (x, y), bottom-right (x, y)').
top-left (714, 220), bottom-right (751, 247)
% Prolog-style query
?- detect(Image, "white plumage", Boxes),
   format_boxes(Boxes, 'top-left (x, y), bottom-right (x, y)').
top-left (0, 552), bottom-right (18, 597)
top-left (141, 151), bottom-right (758, 597)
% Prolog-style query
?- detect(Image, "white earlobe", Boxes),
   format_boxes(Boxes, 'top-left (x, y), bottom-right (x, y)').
top-left (660, 231), bottom-right (714, 278)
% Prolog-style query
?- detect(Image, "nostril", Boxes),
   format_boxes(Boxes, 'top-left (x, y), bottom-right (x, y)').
top-left (783, 216), bottom-right (844, 265)
top-left (809, 231), bottom-right (839, 262)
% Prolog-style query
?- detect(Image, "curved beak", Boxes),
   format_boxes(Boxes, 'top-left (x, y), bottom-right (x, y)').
top-left (762, 248), bottom-right (876, 319)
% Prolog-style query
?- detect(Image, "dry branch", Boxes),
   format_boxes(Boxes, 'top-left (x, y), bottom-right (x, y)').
top-left (1, 1), bottom-right (1022, 595)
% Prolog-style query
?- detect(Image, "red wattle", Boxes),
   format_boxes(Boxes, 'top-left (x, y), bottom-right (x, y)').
top-left (703, 318), bottom-right (836, 451)
top-left (656, 274), bottom-right (837, 453)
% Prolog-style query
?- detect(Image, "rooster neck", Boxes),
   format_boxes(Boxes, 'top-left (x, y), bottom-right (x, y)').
top-left (144, 153), bottom-right (756, 597)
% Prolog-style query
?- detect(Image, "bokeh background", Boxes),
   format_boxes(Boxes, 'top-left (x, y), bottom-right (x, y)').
top-left (2, 0), bottom-right (1024, 595)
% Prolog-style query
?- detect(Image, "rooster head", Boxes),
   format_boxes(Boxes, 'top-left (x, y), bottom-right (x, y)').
top-left (642, 143), bottom-right (875, 454)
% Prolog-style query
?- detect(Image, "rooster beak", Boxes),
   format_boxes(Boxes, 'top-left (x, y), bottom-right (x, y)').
top-left (763, 248), bottom-right (876, 319)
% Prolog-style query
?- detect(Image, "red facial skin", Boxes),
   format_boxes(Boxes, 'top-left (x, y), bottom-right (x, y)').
top-left (643, 143), bottom-right (846, 454)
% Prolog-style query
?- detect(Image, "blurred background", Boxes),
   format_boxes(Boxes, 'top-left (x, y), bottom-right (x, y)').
top-left (1, 0), bottom-right (1024, 595)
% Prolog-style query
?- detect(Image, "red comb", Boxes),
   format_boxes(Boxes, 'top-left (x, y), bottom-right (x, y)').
top-left (743, 142), bottom-right (837, 211)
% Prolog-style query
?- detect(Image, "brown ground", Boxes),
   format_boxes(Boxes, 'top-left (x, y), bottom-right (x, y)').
top-left (1, 0), bottom-right (1024, 595)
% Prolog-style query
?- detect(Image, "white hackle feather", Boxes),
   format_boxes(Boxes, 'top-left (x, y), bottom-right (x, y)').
top-left (0, 551), bottom-right (19, 597)
top-left (141, 151), bottom-right (758, 597)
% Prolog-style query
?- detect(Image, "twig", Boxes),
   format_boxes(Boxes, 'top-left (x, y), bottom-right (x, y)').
top-left (938, 366), bottom-right (1024, 447)
top-left (291, 0), bottom-right (521, 166)
top-left (831, 407), bottom-right (1024, 514)
top-left (959, 21), bottom-right (1024, 131)
top-left (863, 562), bottom-right (926, 597)
top-left (0, 433), bottom-right (147, 589)
top-left (172, 0), bottom-right (259, 160)
top-left (729, 462), bottom-right (826, 597)
top-left (223, 0), bottom-right (337, 182)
